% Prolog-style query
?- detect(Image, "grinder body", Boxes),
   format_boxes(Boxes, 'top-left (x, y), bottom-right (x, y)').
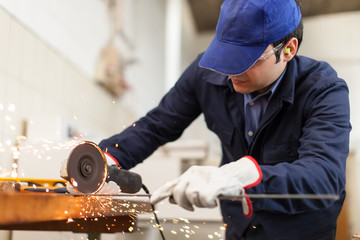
top-left (61, 141), bottom-right (142, 194)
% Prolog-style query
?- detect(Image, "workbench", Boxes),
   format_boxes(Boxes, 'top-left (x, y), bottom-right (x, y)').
top-left (0, 190), bottom-right (152, 239)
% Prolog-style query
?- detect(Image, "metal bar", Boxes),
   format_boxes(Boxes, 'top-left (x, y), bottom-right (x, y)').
top-left (219, 194), bottom-right (340, 200)
top-left (88, 193), bottom-right (340, 200)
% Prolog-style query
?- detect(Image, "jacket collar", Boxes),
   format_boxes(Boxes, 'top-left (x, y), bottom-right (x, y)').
top-left (276, 57), bottom-right (297, 105)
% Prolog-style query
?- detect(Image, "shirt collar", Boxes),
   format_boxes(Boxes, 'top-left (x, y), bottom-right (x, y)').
top-left (244, 67), bottom-right (287, 102)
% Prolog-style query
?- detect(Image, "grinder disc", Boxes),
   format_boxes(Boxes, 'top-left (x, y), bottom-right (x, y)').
top-left (67, 141), bottom-right (107, 194)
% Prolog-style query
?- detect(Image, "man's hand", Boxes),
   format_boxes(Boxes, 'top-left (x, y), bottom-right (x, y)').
top-left (150, 156), bottom-right (262, 217)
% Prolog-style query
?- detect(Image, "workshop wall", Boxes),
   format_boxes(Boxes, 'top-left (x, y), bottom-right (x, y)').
top-left (0, 3), bottom-right (140, 240)
top-left (0, 5), bottom-right (138, 176)
top-left (0, 0), bottom-right (167, 174)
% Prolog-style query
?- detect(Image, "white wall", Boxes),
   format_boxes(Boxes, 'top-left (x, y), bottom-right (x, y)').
top-left (0, 1), bottom-right (167, 239)
top-left (127, 0), bottom-right (166, 116)
top-left (0, 0), bottom-right (110, 79)
top-left (0, 0), bottom-right (168, 170)
top-left (0, 0), bottom-right (167, 116)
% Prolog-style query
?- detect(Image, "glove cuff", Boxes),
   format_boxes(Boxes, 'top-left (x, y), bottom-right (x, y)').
top-left (104, 152), bottom-right (120, 166)
top-left (242, 155), bottom-right (262, 189)
top-left (243, 191), bottom-right (253, 218)
top-left (238, 156), bottom-right (262, 218)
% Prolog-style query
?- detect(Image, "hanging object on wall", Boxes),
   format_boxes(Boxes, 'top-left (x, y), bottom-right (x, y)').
top-left (95, 0), bottom-right (134, 97)
top-left (95, 44), bottom-right (129, 97)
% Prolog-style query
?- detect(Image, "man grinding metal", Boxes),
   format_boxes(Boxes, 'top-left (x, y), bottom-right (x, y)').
top-left (97, 0), bottom-right (351, 239)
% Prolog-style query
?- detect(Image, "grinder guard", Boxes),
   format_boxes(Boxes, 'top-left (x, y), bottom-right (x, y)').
top-left (61, 141), bottom-right (142, 194)
top-left (61, 141), bottom-right (107, 194)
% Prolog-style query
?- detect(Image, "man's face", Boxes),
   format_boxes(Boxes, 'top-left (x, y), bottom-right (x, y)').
top-left (228, 44), bottom-right (287, 94)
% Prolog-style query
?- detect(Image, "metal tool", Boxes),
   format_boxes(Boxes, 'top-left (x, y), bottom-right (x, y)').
top-left (61, 141), bottom-right (142, 194)
top-left (61, 142), bottom-right (339, 201)
top-left (82, 193), bottom-right (339, 201)
top-left (61, 141), bottom-right (108, 194)
top-left (218, 193), bottom-right (339, 200)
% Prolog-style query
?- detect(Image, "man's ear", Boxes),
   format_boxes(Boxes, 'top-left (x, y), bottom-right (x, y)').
top-left (283, 37), bottom-right (298, 62)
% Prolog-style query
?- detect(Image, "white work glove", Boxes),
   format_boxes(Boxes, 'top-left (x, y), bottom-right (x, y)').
top-left (151, 156), bottom-right (262, 217)
top-left (66, 180), bottom-right (121, 195)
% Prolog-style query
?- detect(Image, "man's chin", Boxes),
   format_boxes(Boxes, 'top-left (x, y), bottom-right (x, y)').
top-left (233, 87), bottom-right (253, 94)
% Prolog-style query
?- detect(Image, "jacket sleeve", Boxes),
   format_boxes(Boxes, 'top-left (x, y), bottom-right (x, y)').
top-left (98, 58), bottom-right (202, 169)
top-left (248, 72), bottom-right (351, 214)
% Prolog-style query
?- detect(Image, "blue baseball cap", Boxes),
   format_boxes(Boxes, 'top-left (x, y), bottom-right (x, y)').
top-left (198, 0), bottom-right (302, 75)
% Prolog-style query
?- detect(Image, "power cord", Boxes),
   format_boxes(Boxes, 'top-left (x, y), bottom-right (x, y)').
top-left (142, 184), bottom-right (166, 240)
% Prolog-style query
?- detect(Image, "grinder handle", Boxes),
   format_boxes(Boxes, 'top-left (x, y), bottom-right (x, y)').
top-left (106, 165), bottom-right (143, 193)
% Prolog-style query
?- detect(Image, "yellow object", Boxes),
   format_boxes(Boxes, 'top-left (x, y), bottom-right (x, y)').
top-left (0, 177), bottom-right (66, 187)
top-left (285, 48), bottom-right (291, 54)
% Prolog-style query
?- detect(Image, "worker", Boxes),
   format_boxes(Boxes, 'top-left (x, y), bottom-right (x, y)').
top-left (98, 0), bottom-right (351, 239)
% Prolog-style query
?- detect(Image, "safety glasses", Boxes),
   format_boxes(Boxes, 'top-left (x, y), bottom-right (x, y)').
top-left (257, 42), bottom-right (284, 61)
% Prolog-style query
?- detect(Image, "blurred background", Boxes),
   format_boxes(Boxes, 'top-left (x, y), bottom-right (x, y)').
top-left (0, 0), bottom-right (359, 239)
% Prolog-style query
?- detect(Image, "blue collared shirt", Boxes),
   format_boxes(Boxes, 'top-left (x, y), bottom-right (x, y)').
top-left (243, 70), bottom-right (285, 145)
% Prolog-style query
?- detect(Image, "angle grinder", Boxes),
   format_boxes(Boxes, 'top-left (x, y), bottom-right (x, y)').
top-left (60, 141), bottom-right (142, 194)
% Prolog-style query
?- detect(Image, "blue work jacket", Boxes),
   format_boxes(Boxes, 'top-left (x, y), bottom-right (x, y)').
top-left (99, 54), bottom-right (351, 239)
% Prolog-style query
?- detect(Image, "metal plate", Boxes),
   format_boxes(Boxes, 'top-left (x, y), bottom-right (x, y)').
top-left (67, 142), bottom-right (107, 194)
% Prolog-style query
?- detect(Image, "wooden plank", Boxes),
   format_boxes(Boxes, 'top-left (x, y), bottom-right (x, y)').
top-left (0, 216), bottom-right (135, 233)
top-left (0, 192), bottom-right (151, 233)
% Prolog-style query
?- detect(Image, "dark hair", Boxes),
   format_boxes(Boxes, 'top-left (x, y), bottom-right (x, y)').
top-left (273, 0), bottom-right (303, 63)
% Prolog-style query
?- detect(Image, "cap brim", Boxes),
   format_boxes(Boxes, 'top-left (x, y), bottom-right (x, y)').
top-left (198, 37), bottom-right (268, 76)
